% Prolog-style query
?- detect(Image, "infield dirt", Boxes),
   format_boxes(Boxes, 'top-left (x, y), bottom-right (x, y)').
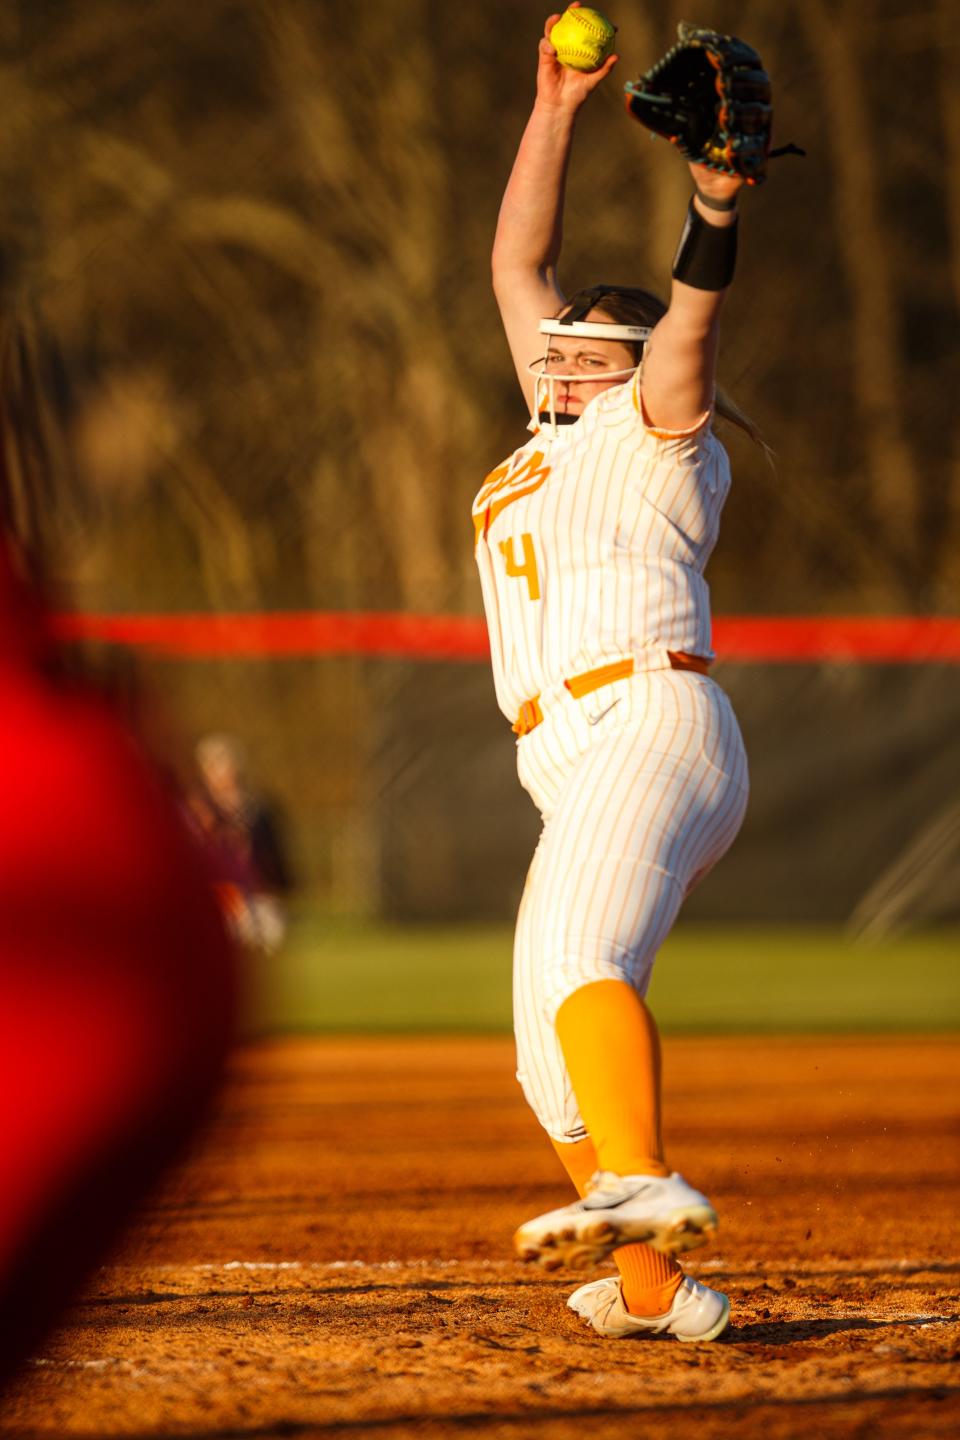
top-left (1, 1034), bottom-right (958, 1438)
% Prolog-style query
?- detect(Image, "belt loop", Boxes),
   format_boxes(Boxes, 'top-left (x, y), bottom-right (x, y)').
top-left (512, 696), bottom-right (544, 737)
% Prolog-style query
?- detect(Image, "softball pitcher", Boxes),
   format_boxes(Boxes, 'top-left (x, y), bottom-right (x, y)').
top-left (476, 12), bottom-right (770, 1341)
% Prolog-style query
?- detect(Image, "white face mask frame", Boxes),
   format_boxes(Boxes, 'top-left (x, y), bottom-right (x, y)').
top-left (528, 317), bottom-right (652, 431)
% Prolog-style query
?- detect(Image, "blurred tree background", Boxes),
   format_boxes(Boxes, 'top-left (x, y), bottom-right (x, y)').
top-left (1, 0), bottom-right (957, 926)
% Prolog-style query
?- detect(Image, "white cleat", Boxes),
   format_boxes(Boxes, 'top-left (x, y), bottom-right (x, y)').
top-left (514, 1169), bottom-right (718, 1270)
top-left (568, 1274), bottom-right (730, 1342)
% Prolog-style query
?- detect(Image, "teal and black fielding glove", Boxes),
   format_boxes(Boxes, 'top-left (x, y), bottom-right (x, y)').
top-left (624, 22), bottom-right (803, 184)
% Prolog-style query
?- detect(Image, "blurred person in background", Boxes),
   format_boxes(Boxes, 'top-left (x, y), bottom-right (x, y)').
top-left (0, 305), bottom-right (237, 1390)
top-left (191, 732), bottom-right (293, 954)
top-left (183, 775), bottom-right (262, 937)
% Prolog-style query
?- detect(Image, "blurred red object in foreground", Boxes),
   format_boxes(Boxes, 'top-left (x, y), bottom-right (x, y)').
top-left (0, 541), bottom-right (236, 1389)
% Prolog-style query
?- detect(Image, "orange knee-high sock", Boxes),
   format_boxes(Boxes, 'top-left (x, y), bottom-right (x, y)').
top-left (554, 978), bottom-right (668, 1178)
top-left (551, 1136), bottom-right (682, 1317)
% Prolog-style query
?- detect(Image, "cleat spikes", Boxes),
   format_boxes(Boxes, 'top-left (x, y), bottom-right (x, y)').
top-left (513, 1171), bottom-right (719, 1270)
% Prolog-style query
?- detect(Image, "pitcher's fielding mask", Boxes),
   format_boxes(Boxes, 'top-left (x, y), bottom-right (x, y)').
top-left (529, 286), bottom-right (666, 430)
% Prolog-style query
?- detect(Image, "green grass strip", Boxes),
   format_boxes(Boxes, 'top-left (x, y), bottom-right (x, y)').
top-left (256, 912), bottom-right (960, 1034)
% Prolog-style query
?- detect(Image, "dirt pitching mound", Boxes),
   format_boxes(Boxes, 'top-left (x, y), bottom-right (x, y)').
top-left (1, 1035), bottom-right (957, 1438)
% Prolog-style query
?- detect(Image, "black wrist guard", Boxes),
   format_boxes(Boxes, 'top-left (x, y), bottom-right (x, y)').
top-left (694, 186), bottom-right (738, 212)
top-left (672, 200), bottom-right (738, 291)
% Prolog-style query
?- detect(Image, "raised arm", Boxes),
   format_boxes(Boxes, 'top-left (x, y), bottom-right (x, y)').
top-left (638, 169), bottom-right (743, 433)
top-left (492, 7), bottom-right (618, 411)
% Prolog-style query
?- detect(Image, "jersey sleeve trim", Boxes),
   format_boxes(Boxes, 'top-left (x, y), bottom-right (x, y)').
top-left (631, 370), bottom-right (713, 440)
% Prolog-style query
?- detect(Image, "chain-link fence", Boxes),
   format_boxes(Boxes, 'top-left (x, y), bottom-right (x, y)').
top-left (105, 645), bottom-right (960, 936)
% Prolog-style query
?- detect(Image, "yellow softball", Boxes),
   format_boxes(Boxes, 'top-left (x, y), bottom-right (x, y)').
top-left (549, 6), bottom-right (617, 73)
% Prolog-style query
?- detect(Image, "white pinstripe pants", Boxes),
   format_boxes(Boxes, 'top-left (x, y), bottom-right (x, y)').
top-left (512, 668), bottom-right (749, 1142)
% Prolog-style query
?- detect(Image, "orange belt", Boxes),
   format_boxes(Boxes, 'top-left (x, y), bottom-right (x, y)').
top-left (512, 653), bottom-right (710, 737)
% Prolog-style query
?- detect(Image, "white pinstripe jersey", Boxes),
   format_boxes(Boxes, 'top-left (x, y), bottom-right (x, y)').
top-left (473, 372), bottom-right (732, 724)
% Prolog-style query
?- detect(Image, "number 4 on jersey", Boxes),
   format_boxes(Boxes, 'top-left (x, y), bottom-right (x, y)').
top-left (499, 533), bottom-right (541, 602)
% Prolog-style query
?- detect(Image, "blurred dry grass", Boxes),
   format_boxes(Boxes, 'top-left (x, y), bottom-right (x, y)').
top-left (0, 0), bottom-right (955, 616)
top-left (1, 2), bottom-right (957, 919)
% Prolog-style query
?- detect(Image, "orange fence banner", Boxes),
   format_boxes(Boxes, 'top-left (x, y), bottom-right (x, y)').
top-left (52, 612), bottom-right (960, 663)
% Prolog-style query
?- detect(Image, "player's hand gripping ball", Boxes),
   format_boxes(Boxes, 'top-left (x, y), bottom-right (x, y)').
top-left (549, 6), bottom-right (617, 72)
